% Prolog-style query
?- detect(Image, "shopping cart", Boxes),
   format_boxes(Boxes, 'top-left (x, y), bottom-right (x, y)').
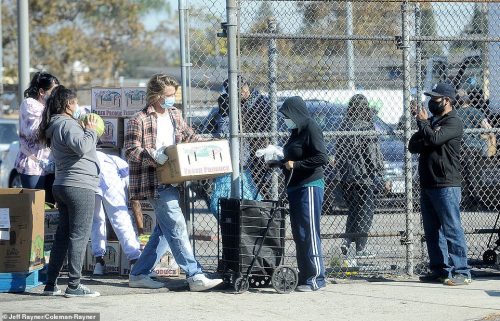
top-left (482, 211), bottom-right (500, 266)
top-left (217, 167), bottom-right (298, 294)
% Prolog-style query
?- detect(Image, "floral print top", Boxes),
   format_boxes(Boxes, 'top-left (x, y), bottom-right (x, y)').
top-left (15, 98), bottom-right (52, 176)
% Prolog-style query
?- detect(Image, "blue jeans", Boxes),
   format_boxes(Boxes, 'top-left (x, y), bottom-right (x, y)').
top-left (130, 185), bottom-right (202, 278)
top-left (20, 173), bottom-right (55, 204)
top-left (420, 187), bottom-right (470, 278)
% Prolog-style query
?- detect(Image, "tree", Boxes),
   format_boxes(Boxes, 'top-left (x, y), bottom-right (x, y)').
top-left (1, 0), bottom-right (169, 87)
top-left (419, 3), bottom-right (442, 58)
top-left (295, 2), bottom-right (400, 57)
top-left (240, 1), bottom-right (275, 54)
top-left (450, 3), bottom-right (486, 52)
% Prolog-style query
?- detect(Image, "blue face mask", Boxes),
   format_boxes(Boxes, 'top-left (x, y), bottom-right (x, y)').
top-left (161, 97), bottom-right (176, 109)
top-left (284, 118), bottom-right (297, 129)
top-left (72, 105), bottom-right (81, 120)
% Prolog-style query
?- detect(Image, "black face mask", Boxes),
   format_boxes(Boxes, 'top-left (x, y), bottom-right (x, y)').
top-left (428, 99), bottom-right (446, 115)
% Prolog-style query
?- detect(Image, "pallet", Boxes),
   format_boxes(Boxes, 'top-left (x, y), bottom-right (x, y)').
top-left (0, 267), bottom-right (43, 293)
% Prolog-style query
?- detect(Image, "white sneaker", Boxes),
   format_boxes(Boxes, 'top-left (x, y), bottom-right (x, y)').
top-left (129, 274), bottom-right (164, 289)
top-left (187, 274), bottom-right (223, 292)
top-left (93, 262), bottom-right (105, 275)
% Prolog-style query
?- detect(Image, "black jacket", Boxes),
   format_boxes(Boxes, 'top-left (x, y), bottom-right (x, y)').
top-left (335, 118), bottom-right (385, 187)
top-left (408, 109), bottom-right (463, 188)
top-left (279, 96), bottom-right (328, 188)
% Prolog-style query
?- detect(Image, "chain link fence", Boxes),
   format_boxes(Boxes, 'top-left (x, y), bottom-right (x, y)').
top-left (181, 0), bottom-right (500, 279)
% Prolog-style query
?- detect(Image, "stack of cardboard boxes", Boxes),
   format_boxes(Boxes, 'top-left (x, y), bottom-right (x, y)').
top-left (0, 189), bottom-right (45, 292)
top-left (90, 87), bottom-right (182, 276)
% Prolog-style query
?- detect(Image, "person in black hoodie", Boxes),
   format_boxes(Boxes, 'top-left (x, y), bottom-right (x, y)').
top-left (409, 82), bottom-right (471, 286)
top-left (336, 94), bottom-right (387, 259)
top-left (279, 96), bottom-right (328, 292)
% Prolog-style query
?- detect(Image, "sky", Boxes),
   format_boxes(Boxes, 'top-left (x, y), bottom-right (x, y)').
top-left (143, 1), bottom-right (475, 36)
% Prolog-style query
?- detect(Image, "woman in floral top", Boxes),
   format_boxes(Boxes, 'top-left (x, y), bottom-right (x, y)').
top-left (15, 72), bottom-right (59, 203)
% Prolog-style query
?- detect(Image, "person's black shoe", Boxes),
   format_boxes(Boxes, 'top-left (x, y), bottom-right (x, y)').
top-left (418, 273), bottom-right (446, 283)
top-left (43, 284), bottom-right (64, 296)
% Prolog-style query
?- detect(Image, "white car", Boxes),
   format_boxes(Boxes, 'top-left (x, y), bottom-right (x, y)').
top-left (0, 140), bottom-right (21, 188)
top-left (0, 118), bottom-right (19, 159)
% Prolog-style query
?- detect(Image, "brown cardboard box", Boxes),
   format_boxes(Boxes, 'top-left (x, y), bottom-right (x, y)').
top-left (91, 87), bottom-right (123, 117)
top-left (0, 189), bottom-right (45, 272)
top-left (157, 140), bottom-right (232, 184)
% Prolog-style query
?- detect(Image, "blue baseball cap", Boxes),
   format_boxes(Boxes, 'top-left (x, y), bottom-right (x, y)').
top-left (424, 83), bottom-right (456, 99)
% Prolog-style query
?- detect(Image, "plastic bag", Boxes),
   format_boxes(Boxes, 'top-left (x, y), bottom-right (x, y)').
top-left (209, 169), bottom-right (262, 219)
top-left (255, 145), bottom-right (284, 162)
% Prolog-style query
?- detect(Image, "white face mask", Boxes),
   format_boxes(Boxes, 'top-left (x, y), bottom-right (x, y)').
top-left (284, 118), bottom-right (297, 129)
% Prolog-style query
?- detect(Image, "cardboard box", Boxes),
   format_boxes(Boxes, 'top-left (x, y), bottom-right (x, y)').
top-left (98, 117), bottom-right (124, 148)
top-left (86, 241), bottom-right (121, 274)
top-left (0, 189), bottom-right (45, 272)
top-left (120, 240), bottom-right (179, 277)
top-left (127, 200), bottom-right (153, 211)
top-left (152, 253), bottom-right (180, 277)
top-left (0, 208), bottom-right (10, 240)
top-left (157, 140), bottom-right (233, 184)
top-left (122, 87), bottom-right (147, 117)
top-left (91, 88), bottom-right (123, 117)
top-left (120, 234), bottom-right (150, 275)
top-left (142, 210), bottom-right (157, 235)
top-left (44, 210), bottom-right (59, 237)
top-left (123, 117), bottom-right (131, 138)
top-left (43, 241), bottom-right (71, 271)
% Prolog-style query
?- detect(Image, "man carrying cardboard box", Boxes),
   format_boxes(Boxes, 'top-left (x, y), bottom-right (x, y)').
top-left (124, 73), bottom-right (222, 291)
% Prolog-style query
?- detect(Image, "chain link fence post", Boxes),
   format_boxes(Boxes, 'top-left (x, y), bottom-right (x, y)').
top-left (413, 2), bottom-right (427, 268)
top-left (401, 0), bottom-right (415, 276)
top-left (267, 16), bottom-right (279, 200)
top-left (227, 0), bottom-right (241, 199)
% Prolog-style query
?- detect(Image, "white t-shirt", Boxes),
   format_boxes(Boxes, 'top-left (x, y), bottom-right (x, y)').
top-left (156, 112), bottom-right (174, 149)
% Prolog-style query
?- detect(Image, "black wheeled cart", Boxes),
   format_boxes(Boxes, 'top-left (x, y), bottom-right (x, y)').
top-left (218, 197), bottom-right (298, 294)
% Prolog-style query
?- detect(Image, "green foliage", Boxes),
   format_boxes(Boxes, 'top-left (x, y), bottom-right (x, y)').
top-left (1, 0), bottom-right (170, 87)
top-left (419, 3), bottom-right (442, 58)
top-left (295, 2), bottom-right (400, 57)
top-left (450, 3), bottom-right (487, 52)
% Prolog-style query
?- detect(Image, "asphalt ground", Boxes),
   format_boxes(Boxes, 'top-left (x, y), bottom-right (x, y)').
top-left (1, 270), bottom-right (500, 321)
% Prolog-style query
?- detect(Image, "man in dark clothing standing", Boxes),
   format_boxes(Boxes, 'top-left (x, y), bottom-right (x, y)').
top-left (409, 83), bottom-right (471, 286)
top-left (279, 96), bottom-right (328, 292)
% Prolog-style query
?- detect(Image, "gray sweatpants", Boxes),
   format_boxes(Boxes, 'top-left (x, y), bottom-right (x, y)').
top-left (46, 185), bottom-right (95, 288)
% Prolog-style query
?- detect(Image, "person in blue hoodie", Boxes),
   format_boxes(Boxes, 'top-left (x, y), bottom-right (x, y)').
top-left (279, 96), bottom-right (328, 292)
top-left (38, 85), bottom-right (101, 298)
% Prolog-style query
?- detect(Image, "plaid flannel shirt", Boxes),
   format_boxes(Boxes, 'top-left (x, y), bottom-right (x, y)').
top-left (124, 105), bottom-right (200, 200)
